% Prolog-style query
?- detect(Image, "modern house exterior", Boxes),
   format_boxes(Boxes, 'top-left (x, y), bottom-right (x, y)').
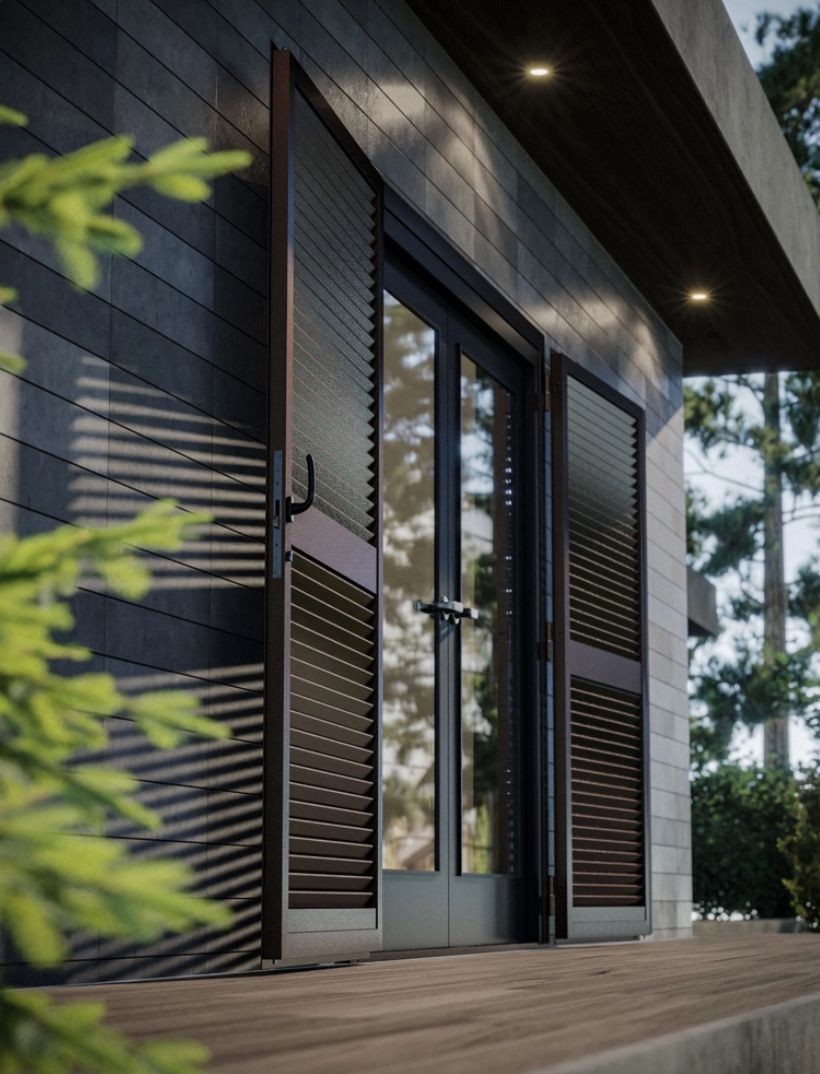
top-left (0, 0), bottom-right (818, 984)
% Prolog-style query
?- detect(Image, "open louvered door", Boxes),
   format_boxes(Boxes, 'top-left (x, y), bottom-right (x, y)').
top-left (551, 354), bottom-right (650, 941)
top-left (264, 50), bottom-right (383, 962)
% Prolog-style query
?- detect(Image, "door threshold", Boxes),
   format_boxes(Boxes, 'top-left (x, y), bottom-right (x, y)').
top-left (372, 942), bottom-right (546, 962)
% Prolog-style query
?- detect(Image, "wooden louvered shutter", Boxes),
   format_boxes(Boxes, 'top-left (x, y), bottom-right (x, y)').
top-left (264, 50), bottom-right (383, 962)
top-left (551, 354), bottom-right (650, 941)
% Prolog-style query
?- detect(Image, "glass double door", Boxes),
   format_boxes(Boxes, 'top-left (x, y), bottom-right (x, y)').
top-left (381, 262), bottom-right (530, 950)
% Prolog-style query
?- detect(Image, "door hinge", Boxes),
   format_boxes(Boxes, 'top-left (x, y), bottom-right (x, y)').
top-left (542, 622), bottom-right (554, 663)
top-left (271, 450), bottom-right (284, 579)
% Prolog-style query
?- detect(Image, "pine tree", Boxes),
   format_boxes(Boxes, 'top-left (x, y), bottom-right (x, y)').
top-left (686, 8), bottom-right (820, 770)
top-left (755, 5), bottom-right (820, 208)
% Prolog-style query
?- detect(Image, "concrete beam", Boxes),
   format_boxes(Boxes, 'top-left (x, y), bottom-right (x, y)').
top-left (653, 0), bottom-right (820, 339)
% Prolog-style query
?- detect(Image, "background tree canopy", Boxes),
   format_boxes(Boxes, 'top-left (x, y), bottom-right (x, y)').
top-left (756, 5), bottom-right (820, 206)
top-left (686, 6), bottom-right (820, 769)
top-left (688, 3), bottom-right (820, 927)
top-left (692, 764), bottom-right (798, 919)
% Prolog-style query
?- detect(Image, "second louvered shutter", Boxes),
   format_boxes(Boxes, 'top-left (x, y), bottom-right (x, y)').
top-left (552, 354), bottom-right (650, 941)
top-left (264, 50), bottom-right (383, 962)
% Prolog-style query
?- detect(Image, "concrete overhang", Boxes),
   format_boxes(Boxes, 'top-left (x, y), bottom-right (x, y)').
top-left (408, 0), bottom-right (820, 375)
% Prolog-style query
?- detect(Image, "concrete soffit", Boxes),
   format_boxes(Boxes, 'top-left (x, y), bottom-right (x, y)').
top-left (408, 0), bottom-right (820, 375)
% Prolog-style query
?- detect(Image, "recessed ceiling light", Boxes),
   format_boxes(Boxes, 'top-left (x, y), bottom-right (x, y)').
top-left (689, 290), bottom-right (710, 303)
top-left (528, 65), bottom-right (551, 78)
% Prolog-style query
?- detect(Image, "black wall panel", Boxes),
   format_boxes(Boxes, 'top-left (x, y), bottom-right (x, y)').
top-left (0, 0), bottom-right (277, 982)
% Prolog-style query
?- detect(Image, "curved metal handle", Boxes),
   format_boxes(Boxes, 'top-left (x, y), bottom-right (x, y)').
top-left (413, 597), bottom-right (480, 624)
top-left (286, 453), bottom-right (315, 522)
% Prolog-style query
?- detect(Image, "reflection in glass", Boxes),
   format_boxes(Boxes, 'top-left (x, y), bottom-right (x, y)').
top-left (382, 293), bottom-right (437, 870)
top-left (460, 355), bottom-right (517, 875)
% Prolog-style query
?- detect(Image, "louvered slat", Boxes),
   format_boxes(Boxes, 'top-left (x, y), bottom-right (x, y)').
top-left (292, 91), bottom-right (378, 545)
top-left (288, 553), bottom-right (377, 911)
top-left (571, 679), bottom-right (644, 907)
top-left (566, 377), bottom-right (641, 658)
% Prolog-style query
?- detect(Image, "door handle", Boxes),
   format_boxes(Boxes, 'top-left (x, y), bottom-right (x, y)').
top-left (286, 453), bottom-right (315, 522)
top-left (413, 597), bottom-right (480, 624)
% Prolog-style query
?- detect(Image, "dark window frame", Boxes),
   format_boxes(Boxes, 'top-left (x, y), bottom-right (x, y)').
top-left (382, 202), bottom-right (549, 945)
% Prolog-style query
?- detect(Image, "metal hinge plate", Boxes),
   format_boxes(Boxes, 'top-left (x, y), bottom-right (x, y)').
top-left (543, 622), bottom-right (554, 663)
top-left (271, 450), bottom-right (284, 579)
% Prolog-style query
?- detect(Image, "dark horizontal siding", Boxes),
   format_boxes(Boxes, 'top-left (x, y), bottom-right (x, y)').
top-left (0, 0), bottom-right (691, 981)
top-left (0, 0), bottom-right (275, 982)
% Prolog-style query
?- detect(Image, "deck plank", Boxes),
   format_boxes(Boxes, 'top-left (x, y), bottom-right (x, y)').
top-left (45, 935), bottom-right (820, 1072)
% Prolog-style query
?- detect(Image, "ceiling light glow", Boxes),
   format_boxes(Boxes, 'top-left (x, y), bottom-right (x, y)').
top-left (689, 290), bottom-right (710, 302)
top-left (528, 65), bottom-right (551, 78)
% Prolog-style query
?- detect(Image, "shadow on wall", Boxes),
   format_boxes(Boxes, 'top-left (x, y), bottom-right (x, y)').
top-left (2, 303), bottom-right (269, 983)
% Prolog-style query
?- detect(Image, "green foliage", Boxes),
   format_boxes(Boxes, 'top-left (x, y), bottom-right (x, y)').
top-left (692, 763), bottom-right (798, 919)
top-left (685, 487), bottom-right (707, 561)
top-left (790, 560), bottom-right (820, 651)
top-left (686, 370), bottom-right (820, 763)
top-left (781, 764), bottom-right (820, 927)
top-left (0, 503), bottom-right (232, 1072)
top-left (782, 371), bottom-right (820, 495)
top-left (0, 103), bottom-right (250, 1073)
top-left (756, 5), bottom-right (820, 206)
top-left (692, 496), bottom-right (766, 578)
top-left (0, 990), bottom-right (210, 1074)
top-left (0, 134), bottom-right (250, 292)
top-left (0, 106), bottom-right (27, 128)
top-left (691, 641), bottom-right (817, 767)
top-left (0, 286), bottom-right (24, 374)
top-left (685, 375), bottom-right (819, 504)
top-left (0, 106), bottom-right (249, 365)
top-left (684, 379), bottom-right (747, 453)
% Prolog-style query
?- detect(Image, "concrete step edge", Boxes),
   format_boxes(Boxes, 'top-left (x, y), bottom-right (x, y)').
top-left (538, 990), bottom-right (820, 1074)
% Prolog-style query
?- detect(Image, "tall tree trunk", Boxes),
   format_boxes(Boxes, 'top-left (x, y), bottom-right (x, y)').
top-left (762, 372), bottom-right (789, 769)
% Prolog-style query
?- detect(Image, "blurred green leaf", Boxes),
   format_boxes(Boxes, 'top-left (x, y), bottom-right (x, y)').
top-left (0, 105), bottom-right (26, 127)
top-left (0, 990), bottom-right (214, 1074)
top-left (0, 126), bottom-right (250, 289)
top-left (0, 352), bottom-right (25, 374)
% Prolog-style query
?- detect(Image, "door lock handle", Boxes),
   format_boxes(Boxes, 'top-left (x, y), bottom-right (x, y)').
top-left (286, 453), bottom-right (315, 522)
top-left (413, 597), bottom-right (480, 624)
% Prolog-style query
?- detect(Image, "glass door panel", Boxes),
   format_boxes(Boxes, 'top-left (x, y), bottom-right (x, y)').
top-left (459, 355), bottom-right (518, 876)
top-left (381, 261), bottom-right (531, 952)
top-left (382, 293), bottom-right (437, 871)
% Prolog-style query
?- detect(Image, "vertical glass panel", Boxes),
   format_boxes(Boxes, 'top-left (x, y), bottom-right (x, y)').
top-left (382, 293), bottom-right (437, 871)
top-left (460, 355), bottom-right (517, 875)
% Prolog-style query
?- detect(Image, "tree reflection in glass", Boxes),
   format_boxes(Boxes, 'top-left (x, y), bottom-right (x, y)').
top-left (382, 294), bottom-right (437, 870)
top-left (460, 355), bottom-right (516, 875)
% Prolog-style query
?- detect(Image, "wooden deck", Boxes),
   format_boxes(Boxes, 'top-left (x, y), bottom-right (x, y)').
top-left (51, 934), bottom-right (820, 1073)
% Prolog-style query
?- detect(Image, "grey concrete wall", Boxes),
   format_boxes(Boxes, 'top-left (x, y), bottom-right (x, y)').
top-left (0, 0), bottom-right (691, 982)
